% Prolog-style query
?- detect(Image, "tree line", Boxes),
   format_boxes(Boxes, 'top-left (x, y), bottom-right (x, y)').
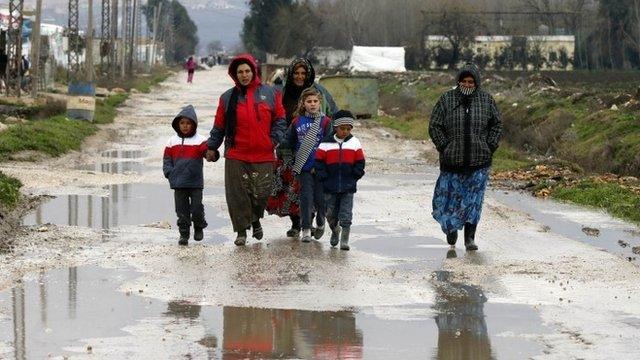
top-left (241, 0), bottom-right (640, 70)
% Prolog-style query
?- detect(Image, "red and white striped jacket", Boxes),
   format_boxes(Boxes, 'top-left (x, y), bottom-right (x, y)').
top-left (315, 134), bottom-right (365, 193)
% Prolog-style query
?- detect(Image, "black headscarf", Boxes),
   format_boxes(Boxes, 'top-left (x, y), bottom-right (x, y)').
top-left (283, 58), bottom-right (316, 124)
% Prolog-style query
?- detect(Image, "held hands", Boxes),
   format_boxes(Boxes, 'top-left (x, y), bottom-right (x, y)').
top-left (205, 149), bottom-right (220, 162)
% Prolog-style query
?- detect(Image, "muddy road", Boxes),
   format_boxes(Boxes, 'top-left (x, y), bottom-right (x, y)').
top-left (1, 67), bottom-right (640, 359)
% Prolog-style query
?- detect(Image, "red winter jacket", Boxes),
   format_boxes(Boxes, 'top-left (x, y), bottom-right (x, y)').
top-left (208, 54), bottom-right (286, 163)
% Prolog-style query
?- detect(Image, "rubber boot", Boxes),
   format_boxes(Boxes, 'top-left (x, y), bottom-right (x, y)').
top-left (286, 216), bottom-right (300, 238)
top-left (329, 222), bottom-right (341, 247)
top-left (340, 226), bottom-right (351, 251)
top-left (252, 220), bottom-right (263, 240)
top-left (314, 221), bottom-right (325, 240)
top-left (446, 231), bottom-right (458, 246)
top-left (179, 229), bottom-right (189, 246)
top-left (234, 229), bottom-right (247, 246)
top-left (464, 223), bottom-right (478, 251)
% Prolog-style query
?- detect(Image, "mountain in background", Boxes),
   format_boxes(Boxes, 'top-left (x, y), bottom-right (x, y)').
top-left (30, 0), bottom-right (247, 53)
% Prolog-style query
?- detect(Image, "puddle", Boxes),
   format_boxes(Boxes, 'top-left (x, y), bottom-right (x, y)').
top-left (490, 190), bottom-right (640, 264)
top-left (22, 184), bottom-right (225, 232)
top-left (354, 232), bottom-right (449, 270)
top-left (0, 265), bottom-right (548, 359)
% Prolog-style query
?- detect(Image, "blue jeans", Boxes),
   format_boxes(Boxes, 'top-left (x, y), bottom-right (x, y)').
top-left (324, 192), bottom-right (354, 228)
top-left (298, 171), bottom-right (325, 230)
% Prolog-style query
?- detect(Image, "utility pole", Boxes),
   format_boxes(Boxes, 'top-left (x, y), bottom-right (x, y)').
top-left (68, 0), bottom-right (81, 81)
top-left (101, 0), bottom-right (111, 74)
top-left (128, 0), bottom-right (137, 76)
top-left (6, 0), bottom-right (24, 97)
top-left (30, 0), bottom-right (42, 97)
top-left (150, 3), bottom-right (162, 67)
top-left (121, 0), bottom-right (128, 78)
top-left (110, 0), bottom-right (118, 80)
top-left (87, 0), bottom-right (94, 82)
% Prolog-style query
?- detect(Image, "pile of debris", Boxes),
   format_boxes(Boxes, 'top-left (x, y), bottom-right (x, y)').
top-left (493, 163), bottom-right (640, 198)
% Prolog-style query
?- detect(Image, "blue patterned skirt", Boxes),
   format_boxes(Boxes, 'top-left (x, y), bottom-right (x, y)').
top-left (432, 168), bottom-right (490, 234)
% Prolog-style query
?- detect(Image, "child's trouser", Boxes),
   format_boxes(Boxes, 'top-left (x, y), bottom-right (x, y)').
top-left (174, 188), bottom-right (207, 231)
top-left (298, 171), bottom-right (325, 230)
top-left (324, 192), bottom-right (353, 228)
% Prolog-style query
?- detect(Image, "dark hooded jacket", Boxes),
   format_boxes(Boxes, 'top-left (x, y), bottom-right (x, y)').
top-left (163, 105), bottom-right (212, 189)
top-left (428, 63), bottom-right (503, 173)
top-left (208, 54), bottom-right (286, 163)
top-left (281, 58), bottom-right (339, 123)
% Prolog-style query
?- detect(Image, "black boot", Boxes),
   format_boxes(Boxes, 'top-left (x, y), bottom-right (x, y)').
top-left (178, 229), bottom-right (189, 246)
top-left (252, 220), bottom-right (263, 240)
top-left (194, 227), bottom-right (204, 241)
top-left (446, 231), bottom-right (458, 246)
top-left (287, 216), bottom-right (301, 238)
top-left (464, 223), bottom-right (478, 251)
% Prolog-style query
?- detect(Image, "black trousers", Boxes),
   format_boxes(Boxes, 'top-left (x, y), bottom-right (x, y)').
top-left (174, 188), bottom-right (207, 232)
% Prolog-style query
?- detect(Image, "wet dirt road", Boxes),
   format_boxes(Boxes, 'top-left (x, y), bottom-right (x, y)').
top-left (1, 68), bottom-right (640, 359)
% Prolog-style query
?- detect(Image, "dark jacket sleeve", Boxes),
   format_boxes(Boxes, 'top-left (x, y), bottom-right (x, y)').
top-left (208, 97), bottom-right (226, 150)
top-left (428, 94), bottom-right (448, 152)
top-left (162, 147), bottom-right (173, 178)
top-left (352, 147), bottom-right (365, 180)
top-left (486, 96), bottom-right (502, 152)
top-left (314, 147), bottom-right (328, 181)
top-left (280, 120), bottom-right (298, 150)
top-left (270, 90), bottom-right (287, 146)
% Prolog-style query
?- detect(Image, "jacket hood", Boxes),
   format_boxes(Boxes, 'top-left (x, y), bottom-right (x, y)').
top-left (228, 53), bottom-right (261, 88)
top-left (172, 105), bottom-right (198, 137)
top-left (456, 62), bottom-right (482, 88)
top-left (285, 58), bottom-right (316, 89)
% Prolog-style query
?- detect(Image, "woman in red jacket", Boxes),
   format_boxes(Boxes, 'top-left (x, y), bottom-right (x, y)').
top-left (206, 54), bottom-right (286, 245)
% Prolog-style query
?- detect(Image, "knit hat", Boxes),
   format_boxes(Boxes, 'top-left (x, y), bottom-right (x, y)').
top-left (333, 110), bottom-right (354, 128)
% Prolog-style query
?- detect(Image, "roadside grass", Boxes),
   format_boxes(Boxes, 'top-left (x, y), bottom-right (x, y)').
top-left (374, 113), bottom-right (428, 140)
top-left (552, 180), bottom-right (640, 225)
top-left (491, 145), bottom-right (534, 172)
top-left (94, 93), bottom-right (129, 124)
top-left (0, 115), bottom-right (97, 158)
top-left (0, 171), bottom-right (21, 208)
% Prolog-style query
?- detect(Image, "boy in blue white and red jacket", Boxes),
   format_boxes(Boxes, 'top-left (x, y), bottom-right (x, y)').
top-left (314, 110), bottom-right (365, 250)
top-left (163, 105), bottom-right (219, 245)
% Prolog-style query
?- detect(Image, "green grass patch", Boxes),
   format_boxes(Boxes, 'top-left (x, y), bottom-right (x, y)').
top-left (552, 180), bottom-right (640, 224)
top-left (375, 113), bottom-right (428, 140)
top-left (492, 145), bottom-right (534, 172)
top-left (0, 116), bottom-right (97, 159)
top-left (0, 171), bottom-right (22, 208)
top-left (94, 93), bottom-right (129, 124)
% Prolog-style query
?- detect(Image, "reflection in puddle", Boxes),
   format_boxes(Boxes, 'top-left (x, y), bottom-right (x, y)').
top-left (22, 184), bottom-right (225, 231)
top-left (221, 307), bottom-right (362, 359)
top-left (433, 271), bottom-right (493, 360)
top-left (0, 265), bottom-right (547, 359)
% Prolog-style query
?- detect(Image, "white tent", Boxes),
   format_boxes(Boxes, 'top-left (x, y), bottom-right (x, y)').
top-left (348, 46), bottom-right (406, 73)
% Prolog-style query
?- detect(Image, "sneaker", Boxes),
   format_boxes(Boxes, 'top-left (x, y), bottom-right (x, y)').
top-left (286, 228), bottom-right (300, 238)
top-left (301, 229), bottom-right (312, 243)
top-left (234, 230), bottom-right (247, 246)
top-left (314, 225), bottom-right (325, 240)
top-left (194, 227), bottom-right (204, 241)
top-left (252, 221), bottom-right (263, 240)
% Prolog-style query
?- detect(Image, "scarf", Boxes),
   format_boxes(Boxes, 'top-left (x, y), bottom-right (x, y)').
top-left (224, 85), bottom-right (247, 148)
top-left (293, 112), bottom-right (323, 175)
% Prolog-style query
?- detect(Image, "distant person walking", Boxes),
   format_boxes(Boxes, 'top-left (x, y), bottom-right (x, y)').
top-left (185, 56), bottom-right (196, 83)
top-left (206, 54), bottom-right (286, 246)
top-left (428, 63), bottom-right (502, 251)
top-left (266, 58), bottom-right (339, 239)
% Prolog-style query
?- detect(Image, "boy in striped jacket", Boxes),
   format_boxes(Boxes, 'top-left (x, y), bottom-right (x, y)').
top-left (163, 105), bottom-right (219, 245)
top-left (315, 110), bottom-right (365, 250)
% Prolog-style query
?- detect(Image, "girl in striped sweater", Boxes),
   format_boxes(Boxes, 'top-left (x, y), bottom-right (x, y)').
top-left (282, 87), bottom-right (332, 243)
